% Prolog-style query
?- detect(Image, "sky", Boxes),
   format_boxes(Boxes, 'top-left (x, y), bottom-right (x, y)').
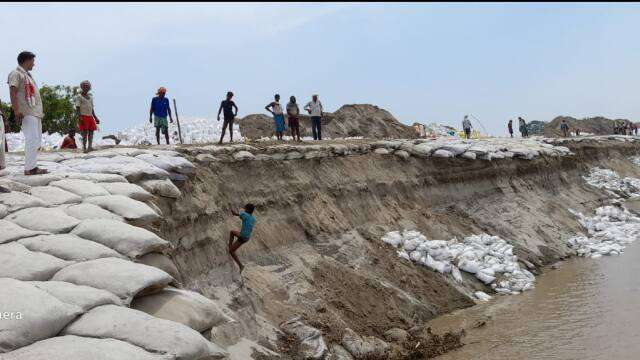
top-left (1, 2), bottom-right (640, 135)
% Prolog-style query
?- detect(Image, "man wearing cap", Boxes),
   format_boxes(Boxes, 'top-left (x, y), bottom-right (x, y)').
top-left (75, 80), bottom-right (100, 153)
top-left (304, 94), bottom-right (323, 140)
top-left (149, 87), bottom-right (173, 145)
top-left (7, 51), bottom-right (48, 175)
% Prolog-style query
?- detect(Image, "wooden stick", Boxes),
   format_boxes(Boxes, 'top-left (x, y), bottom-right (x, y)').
top-left (173, 98), bottom-right (184, 144)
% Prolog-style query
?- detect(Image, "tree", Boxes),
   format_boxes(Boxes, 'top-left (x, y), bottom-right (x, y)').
top-left (40, 85), bottom-right (78, 135)
top-left (1, 84), bottom-right (78, 135)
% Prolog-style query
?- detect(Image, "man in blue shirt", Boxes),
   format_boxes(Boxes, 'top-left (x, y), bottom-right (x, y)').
top-left (229, 203), bottom-right (256, 273)
top-left (149, 87), bottom-right (173, 145)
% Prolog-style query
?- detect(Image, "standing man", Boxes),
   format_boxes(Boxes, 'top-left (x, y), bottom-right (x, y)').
top-left (462, 115), bottom-right (472, 139)
top-left (304, 94), bottom-right (323, 141)
top-left (286, 96), bottom-right (301, 142)
top-left (508, 119), bottom-right (514, 138)
top-left (265, 94), bottom-right (285, 141)
top-left (518, 117), bottom-right (528, 138)
top-left (8, 51), bottom-right (47, 175)
top-left (217, 91), bottom-right (238, 144)
top-left (75, 81), bottom-right (100, 153)
top-left (560, 119), bottom-right (570, 138)
top-left (149, 87), bottom-right (173, 145)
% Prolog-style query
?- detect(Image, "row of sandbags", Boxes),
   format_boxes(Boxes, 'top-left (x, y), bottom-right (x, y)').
top-left (582, 167), bottom-right (640, 198)
top-left (382, 230), bottom-right (535, 296)
top-left (568, 205), bottom-right (640, 258)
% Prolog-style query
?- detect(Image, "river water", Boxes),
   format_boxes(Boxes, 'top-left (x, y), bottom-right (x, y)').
top-left (433, 243), bottom-right (640, 360)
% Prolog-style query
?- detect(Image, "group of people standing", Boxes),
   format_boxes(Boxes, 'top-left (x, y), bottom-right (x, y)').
top-left (613, 121), bottom-right (638, 136)
top-left (507, 117), bottom-right (530, 138)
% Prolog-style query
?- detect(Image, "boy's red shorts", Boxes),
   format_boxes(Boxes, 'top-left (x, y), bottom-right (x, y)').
top-left (78, 115), bottom-right (97, 132)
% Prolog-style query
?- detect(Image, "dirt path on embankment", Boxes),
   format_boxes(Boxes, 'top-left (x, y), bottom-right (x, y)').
top-left (149, 137), bottom-right (640, 359)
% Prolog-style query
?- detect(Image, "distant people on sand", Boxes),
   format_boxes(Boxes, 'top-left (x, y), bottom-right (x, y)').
top-left (265, 94), bottom-right (286, 141)
top-left (305, 94), bottom-right (323, 140)
top-left (518, 117), bottom-right (529, 138)
top-left (8, 51), bottom-right (48, 175)
top-left (60, 129), bottom-right (78, 150)
top-left (462, 115), bottom-right (472, 139)
top-left (75, 80), bottom-right (100, 153)
top-left (286, 96), bottom-right (301, 142)
top-left (149, 87), bottom-right (173, 145)
top-left (217, 91), bottom-right (238, 144)
top-left (228, 203), bottom-right (256, 273)
top-left (560, 119), bottom-right (570, 137)
top-left (508, 119), bottom-right (514, 138)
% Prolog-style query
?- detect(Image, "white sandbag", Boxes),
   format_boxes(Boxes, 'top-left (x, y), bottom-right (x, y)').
top-left (6, 207), bottom-right (80, 233)
top-left (72, 219), bottom-right (169, 258)
top-left (29, 185), bottom-right (82, 205)
top-left (475, 271), bottom-right (496, 285)
top-left (330, 343), bottom-right (355, 360)
top-left (286, 151), bottom-right (303, 160)
top-left (1, 335), bottom-right (174, 360)
top-left (100, 182), bottom-right (154, 201)
top-left (439, 143), bottom-right (469, 155)
top-left (233, 151), bottom-right (256, 161)
top-left (374, 148), bottom-right (390, 155)
top-left (62, 156), bottom-right (170, 182)
top-left (50, 178), bottom-right (111, 198)
top-left (136, 153), bottom-right (195, 174)
top-left (381, 231), bottom-right (403, 247)
top-left (139, 179), bottom-right (181, 198)
top-left (0, 178), bottom-right (31, 193)
top-left (394, 150), bottom-right (410, 160)
top-left (0, 219), bottom-right (48, 244)
top-left (52, 258), bottom-right (173, 304)
top-left (84, 195), bottom-right (159, 223)
top-left (31, 280), bottom-right (123, 312)
top-left (64, 172), bottom-right (128, 183)
top-left (281, 316), bottom-right (328, 360)
top-left (461, 151), bottom-right (477, 160)
top-left (9, 174), bottom-right (64, 187)
top-left (0, 191), bottom-right (47, 212)
top-left (135, 252), bottom-right (181, 281)
top-left (64, 203), bottom-right (123, 221)
top-left (474, 291), bottom-right (492, 301)
top-left (0, 204), bottom-right (6, 219)
top-left (0, 279), bottom-right (82, 352)
top-left (18, 234), bottom-right (124, 261)
top-left (451, 266), bottom-right (463, 282)
top-left (340, 328), bottom-right (390, 359)
top-left (0, 242), bottom-right (72, 281)
top-left (131, 288), bottom-right (234, 332)
top-left (432, 149), bottom-right (455, 158)
top-left (410, 143), bottom-right (434, 157)
top-left (62, 305), bottom-right (227, 359)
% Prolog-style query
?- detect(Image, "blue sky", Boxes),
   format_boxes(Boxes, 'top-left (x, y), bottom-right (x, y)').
top-left (1, 2), bottom-right (639, 135)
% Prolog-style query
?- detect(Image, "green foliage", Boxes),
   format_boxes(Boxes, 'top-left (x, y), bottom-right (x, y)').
top-left (40, 85), bottom-right (79, 135)
top-left (0, 101), bottom-right (16, 132)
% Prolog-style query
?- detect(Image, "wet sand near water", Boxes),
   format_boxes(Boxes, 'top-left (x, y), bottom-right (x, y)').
top-left (433, 242), bottom-right (640, 360)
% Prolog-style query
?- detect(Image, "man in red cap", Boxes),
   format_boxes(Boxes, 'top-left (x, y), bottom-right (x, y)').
top-left (149, 87), bottom-right (173, 145)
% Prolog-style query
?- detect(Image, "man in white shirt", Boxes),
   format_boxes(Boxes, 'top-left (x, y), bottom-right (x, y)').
top-left (304, 94), bottom-right (323, 140)
top-left (7, 51), bottom-right (47, 175)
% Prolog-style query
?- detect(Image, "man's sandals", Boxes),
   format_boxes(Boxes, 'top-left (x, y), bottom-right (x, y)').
top-left (24, 167), bottom-right (49, 176)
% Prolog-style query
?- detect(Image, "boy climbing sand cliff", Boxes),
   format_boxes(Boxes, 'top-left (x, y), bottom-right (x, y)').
top-left (228, 203), bottom-right (256, 273)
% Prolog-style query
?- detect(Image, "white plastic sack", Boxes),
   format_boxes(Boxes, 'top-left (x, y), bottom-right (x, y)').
top-left (281, 316), bottom-right (328, 360)
top-left (1, 335), bottom-right (174, 360)
top-left (0, 220), bottom-right (47, 244)
top-left (0, 278), bottom-right (82, 352)
top-left (63, 203), bottom-right (122, 221)
top-left (6, 207), bottom-right (80, 233)
top-left (62, 305), bottom-right (227, 359)
top-left (100, 182), bottom-right (154, 201)
top-left (135, 253), bottom-right (180, 281)
top-left (64, 172), bottom-right (128, 183)
top-left (52, 257), bottom-right (173, 304)
top-left (340, 328), bottom-right (389, 359)
top-left (0, 191), bottom-right (46, 212)
top-left (233, 151), bottom-right (255, 161)
top-left (136, 153), bottom-right (195, 174)
top-left (433, 149), bottom-right (455, 158)
top-left (84, 195), bottom-right (159, 223)
top-left (18, 234), bottom-right (124, 261)
top-left (72, 219), bottom-right (169, 258)
top-left (131, 287), bottom-right (234, 332)
top-left (31, 280), bottom-right (123, 312)
top-left (29, 186), bottom-right (82, 205)
top-left (0, 242), bottom-right (72, 281)
top-left (50, 179), bottom-right (111, 198)
top-left (139, 179), bottom-right (181, 198)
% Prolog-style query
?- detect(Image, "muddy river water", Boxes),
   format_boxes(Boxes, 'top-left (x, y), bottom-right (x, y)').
top-left (433, 243), bottom-right (640, 360)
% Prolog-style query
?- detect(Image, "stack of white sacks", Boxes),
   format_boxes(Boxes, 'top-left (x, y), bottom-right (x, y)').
top-left (567, 205), bottom-right (640, 258)
top-left (582, 167), bottom-right (640, 198)
top-left (381, 230), bottom-right (535, 296)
